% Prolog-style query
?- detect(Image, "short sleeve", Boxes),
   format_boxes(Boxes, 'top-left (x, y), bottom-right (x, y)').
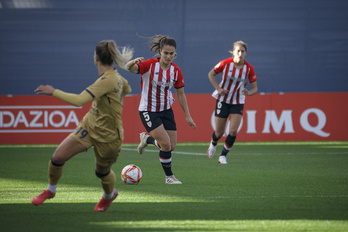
top-left (174, 67), bottom-right (184, 89)
top-left (138, 59), bottom-right (154, 75)
top-left (248, 65), bottom-right (257, 83)
top-left (86, 76), bottom-right (114, 98)
top-left (213, 60), bottom-right (225, 74)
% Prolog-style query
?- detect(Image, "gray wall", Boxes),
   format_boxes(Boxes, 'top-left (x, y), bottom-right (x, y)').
top-left (1, 0), bottom-right (347, 95)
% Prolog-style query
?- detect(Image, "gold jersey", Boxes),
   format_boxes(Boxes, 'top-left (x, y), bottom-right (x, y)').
top-left (54, 68), bottom-right (131, 143)
top-left (83, 69), bottom-right (131, 142)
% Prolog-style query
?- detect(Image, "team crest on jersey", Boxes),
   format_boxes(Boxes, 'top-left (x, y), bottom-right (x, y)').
top-left (217, 109), bottom-right (221, 115)
top-left (147, 121), bottom-right (152, 128)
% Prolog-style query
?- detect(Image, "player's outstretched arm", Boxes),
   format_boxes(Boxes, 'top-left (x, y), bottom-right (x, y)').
top-left (126, 57), bottom-right (144, 73)
top-left (35, 85), bottom-right (93, 107)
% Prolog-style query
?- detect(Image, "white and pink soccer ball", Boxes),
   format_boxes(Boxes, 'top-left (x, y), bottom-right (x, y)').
top-left (121, 164), bottom-right (142, 185)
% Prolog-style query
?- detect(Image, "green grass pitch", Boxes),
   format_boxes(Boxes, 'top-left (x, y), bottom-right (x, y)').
top-left (0, 142), bottom-right (348, 231)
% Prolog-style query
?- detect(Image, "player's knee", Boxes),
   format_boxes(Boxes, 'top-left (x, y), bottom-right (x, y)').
top-left (51, 156), bottom-right (65, 166)
top-left (229, 130), bottom-right (238, 137)
top-left (159, 142), bottom-right (171, 151)
top-left (214, 131), bottom-right (224, 139)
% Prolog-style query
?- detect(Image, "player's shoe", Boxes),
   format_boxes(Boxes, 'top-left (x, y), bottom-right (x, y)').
top-left (31, 189), bottom-right (55, 206)
top-left (137, 132), bottom-right (149, 154)
top-left (94, 189), bottom-right (118, 212)
top-left (207, 141), bottom-right (217, 159)
top-left (218, 155), bottom-right (227, 164)
top-left (165, 175), bottom-right (182, 184)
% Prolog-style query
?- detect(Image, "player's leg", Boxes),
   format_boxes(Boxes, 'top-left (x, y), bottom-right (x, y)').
top-left (162, 109), bottom-right (181, 184)
top-left (149, 125), bottom-right (180, 184)
top-left (207, 116), bottom-right (227, 158)
top-left (137, 111), bottom-right (162, 154)
top-left (219, 113), bottom-right (242, 164)
top-left (137, 132), bottom-right (161, 154)
top-left (31, 136), bottom-right (88, 206)
top-left (94, 140), bottom-right (121, 212)
top-left (208, 100), bottom-right (228, 158)
top-left (164, 129), bottom-right (181, 184)
top-left (159, 109), bottom-right (181, 184)
top-left (167, 130), bottom-right (177, 151)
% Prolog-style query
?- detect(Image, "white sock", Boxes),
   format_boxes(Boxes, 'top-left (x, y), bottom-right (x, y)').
top-left (103, 192), bottom-right (113, 200)
top-left (47, 184), bottom-right (58, 193)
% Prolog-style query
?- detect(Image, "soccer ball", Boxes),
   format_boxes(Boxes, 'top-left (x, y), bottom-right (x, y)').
top-left (121, 164), bottom-right (142, 185)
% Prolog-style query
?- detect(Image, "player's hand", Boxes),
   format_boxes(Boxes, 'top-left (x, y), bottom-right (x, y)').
top-left (217, 88), bottom-right (229, 96)
top-left (133, 57), bottom-right (144, 64)
top-left (242, 89), bottom-right (249, 96)
top-left (186, 116), bottom-right (196, 129)
top-left (35, 85), bottom-right (55, 95)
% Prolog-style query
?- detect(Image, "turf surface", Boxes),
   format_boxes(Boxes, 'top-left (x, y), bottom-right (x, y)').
top-left (0, 142), bottom-right (347, 231)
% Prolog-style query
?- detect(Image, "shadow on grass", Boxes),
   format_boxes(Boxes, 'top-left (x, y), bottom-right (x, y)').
top-left (1, 202), bottom-right (347, 232)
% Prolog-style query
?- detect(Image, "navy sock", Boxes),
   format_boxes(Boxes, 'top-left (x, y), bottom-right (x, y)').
top-left (147, 136), bottom-right (161, 148)
top-left (212, 132), bottom-right (219, 146)
top-left (221, 135), bottom-right (236, 156)
top-left (159, 150), bottom-right (173, 176)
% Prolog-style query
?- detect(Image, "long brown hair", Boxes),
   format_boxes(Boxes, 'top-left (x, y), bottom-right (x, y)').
top-left (146, 35), bottom-right (177, 56)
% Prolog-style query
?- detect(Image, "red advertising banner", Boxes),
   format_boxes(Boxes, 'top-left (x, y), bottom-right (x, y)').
top-left (0, 95), bottom-right (91, 144)
top-left (170, 92), bottom-right (348, 142)
top-left (1, 92), bottom-right (347, 144)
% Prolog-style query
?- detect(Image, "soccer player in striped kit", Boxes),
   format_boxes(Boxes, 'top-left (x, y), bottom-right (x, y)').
top-left (126, 35), bottom-right (196, 184)
top-left (32, 40), bottom-right (133, 212)
top-left (207, 41), bottom-right (258, 164)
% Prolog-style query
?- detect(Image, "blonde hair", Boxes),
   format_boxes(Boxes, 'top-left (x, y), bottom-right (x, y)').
top-left (96, 40), bottom-right (133, 69)
top-left (229, 40), bottom-right (248, 54)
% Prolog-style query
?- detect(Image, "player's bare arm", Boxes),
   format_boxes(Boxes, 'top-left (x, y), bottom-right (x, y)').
top-left (242, 81), bottom-right (258, 96)
top-left (176, 87), bottom-right (196, 129)
top-left (126, 57), bottom-right (144, 73)
top-left (208, 69), bottom-right (229, 96)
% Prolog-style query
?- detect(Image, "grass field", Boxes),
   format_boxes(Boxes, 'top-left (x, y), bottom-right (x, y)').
top-left (0, 141), bottom-right (348, 231)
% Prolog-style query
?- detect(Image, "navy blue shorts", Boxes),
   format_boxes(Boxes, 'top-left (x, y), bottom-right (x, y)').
top-left (214, 100), bottom-right (244, 118)
top-left (139, 108), bottom-right (177, 132)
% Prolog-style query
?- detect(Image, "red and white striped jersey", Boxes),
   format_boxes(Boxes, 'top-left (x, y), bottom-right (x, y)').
top-left (137, 58), bottom-right (184, 112)
top-left (212, 57), bottom-right (257, 104)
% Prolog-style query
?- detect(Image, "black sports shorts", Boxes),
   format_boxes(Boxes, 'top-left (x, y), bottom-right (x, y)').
top-left (214, 100), bottom-right (244, 118)
top-left (139, 108), bottom-right (177, 132)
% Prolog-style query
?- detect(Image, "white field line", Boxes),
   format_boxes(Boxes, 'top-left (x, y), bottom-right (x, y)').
top-left (121, 148), bottom-right (348, 156)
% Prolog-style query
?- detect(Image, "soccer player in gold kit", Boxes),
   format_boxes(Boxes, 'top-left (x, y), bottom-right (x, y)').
top-left (32, 40), bottom-right (133, 212)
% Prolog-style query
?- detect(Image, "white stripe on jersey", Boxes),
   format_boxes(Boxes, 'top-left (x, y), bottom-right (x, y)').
top-left (139, 63), bottom-right (175, 112)
top-left (212, 63), bottom-right (249, 104)
top-left (139, 64), bottom-right (152, 111)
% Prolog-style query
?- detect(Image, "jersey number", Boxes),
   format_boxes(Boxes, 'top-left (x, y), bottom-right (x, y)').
top-left (75, 127), bottom-right (88, 139)
top-left (142, 112), bottom-right (150, 122)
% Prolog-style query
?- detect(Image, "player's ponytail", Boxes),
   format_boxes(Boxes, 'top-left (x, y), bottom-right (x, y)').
top-left (145, 34), bottom-right (177, 56)
top-left (96, 40), bottom-right (134, 70)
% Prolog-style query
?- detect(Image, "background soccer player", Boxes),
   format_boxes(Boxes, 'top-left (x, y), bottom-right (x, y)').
top-left (207, 40), bottom-right (258, 164)
top-left (126, 35), bottom-right (196, 184)
top-left (32, 40), bottom-right (133, 212)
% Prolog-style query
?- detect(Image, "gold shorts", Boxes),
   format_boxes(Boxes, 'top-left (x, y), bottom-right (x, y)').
top-left (70, 121), bottom-right (122, 167)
